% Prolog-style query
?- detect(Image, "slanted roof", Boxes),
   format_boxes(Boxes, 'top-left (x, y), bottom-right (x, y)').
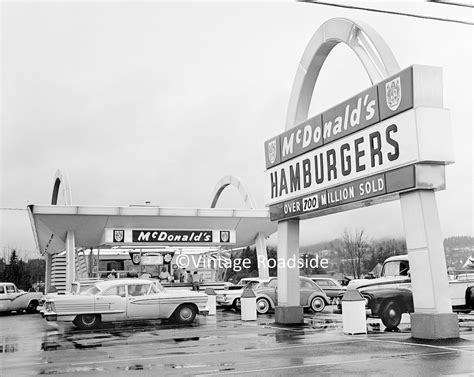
top-left (28, 204), bottom-right (277, 255)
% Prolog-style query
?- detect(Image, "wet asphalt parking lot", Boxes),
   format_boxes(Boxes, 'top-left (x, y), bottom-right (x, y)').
top-left (1, 307), bottom-right (473, 376)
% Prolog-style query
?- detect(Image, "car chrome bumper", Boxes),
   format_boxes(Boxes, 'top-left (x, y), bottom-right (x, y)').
top-left (45, 314), bottom-right (57, 321)
top-left (216, 300), bottom-right (232, 306)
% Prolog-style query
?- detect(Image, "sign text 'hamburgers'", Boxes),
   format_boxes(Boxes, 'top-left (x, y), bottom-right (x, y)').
top-left (264, 65), bottom-right (453, 220)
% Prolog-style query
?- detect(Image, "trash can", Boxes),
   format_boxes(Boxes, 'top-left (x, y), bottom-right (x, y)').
top-left (341, 289), bottom-right (367, 335)
top-left (205, 288), bottom-right (216, 316)
top-left (240, 288), bottom-right (257, 321)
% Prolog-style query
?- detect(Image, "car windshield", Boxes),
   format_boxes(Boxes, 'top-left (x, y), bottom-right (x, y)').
top-left (244, 281), bottom-right (260, 290)
top-left (80, 285), bottom-right (101, 296)
top-left (382, 261), bottom-right (410, 277)
top-left (153, 281), bottom-right (164, 292)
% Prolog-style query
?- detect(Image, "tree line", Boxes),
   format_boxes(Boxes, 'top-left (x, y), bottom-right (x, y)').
top-left (0, 250), bottom-right (45, 291)
top-left (223, 230), bottom-right (408, 282)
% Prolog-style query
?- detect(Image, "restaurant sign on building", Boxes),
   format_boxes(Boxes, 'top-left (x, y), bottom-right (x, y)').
top-left (103, 228), bottom-right (235, 245)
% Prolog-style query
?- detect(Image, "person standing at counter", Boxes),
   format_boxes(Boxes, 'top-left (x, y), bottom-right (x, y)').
top-left (191, 271), bottom-right (201, 291)
top-left (173, 267), bottom-right (181, 283)
top-left (159, 267), bottom-right (171, 282)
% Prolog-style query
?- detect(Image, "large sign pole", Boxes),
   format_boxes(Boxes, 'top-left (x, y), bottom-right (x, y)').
top-left (400, 191), bottom-right (459, 338)
top-left (266, 18), bottom-right (458, 338)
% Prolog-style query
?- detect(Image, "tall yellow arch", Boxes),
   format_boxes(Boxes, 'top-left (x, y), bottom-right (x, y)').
top-left (286, 17), bottom-right (400, 130)
top-left (51, 169), bottom-right (72, 205)
top-left (210, 175), bottom-right (256, 209)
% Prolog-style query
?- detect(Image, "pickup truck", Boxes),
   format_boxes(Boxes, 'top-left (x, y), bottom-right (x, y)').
top-left (0, 282), bottom-right (43, 314)
top-left (341, 255), bottom-right (474, 330)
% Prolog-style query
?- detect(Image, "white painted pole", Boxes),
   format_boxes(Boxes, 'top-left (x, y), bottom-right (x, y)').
top-left (65, 231), bottom-right (75, 293)
top-left (275, 219), bottom-right (303, 324)
top-left (400, 190), bottom-right (459, 339)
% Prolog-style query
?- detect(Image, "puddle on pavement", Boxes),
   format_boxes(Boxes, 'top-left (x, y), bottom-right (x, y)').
top-left (308, 318), bottom-right (341, 330)
top-left (173, 337), bottom-right (200, 342)
top-left (40, 333), bottom-right (203, 352)
top-left (125, 364), bottom-right (146, 370)
top-left (39, 366), bottom-right (106, 374)
top-left (164, 362), bottom-right (235, 371)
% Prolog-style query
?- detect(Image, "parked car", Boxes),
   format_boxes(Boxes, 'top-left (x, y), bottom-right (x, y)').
top-left (216, 278), bottom-right (270, 310)
top-left (337, 255), bottom-right (474, 330)
top-left (309, 277), bottom-right (346, 302)
top-left (42, 278), bottom-right (208, 329)
top-left (254, 277), bottom-right (331, 314)
top-left (39, 279), bottom-right (103, 316)
top-left (0, 282), bottom-right (43, 314)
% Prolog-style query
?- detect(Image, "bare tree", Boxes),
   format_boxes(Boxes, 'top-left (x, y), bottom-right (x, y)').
top-left (342, 228), bottom-right (368, 279)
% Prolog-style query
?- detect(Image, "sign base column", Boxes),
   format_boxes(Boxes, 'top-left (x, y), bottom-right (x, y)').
top-left (275, 220), bottom-right (303, 325)
top-left (411, 313), bottom-right (459, 340)
top-left (400, 190), bottom-right (459, 340)
top-left (275, 306), bottom-right (304, 324)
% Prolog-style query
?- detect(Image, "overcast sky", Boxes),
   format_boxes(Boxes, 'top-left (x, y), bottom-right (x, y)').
top-left (1, 2), bottom-right (473, 259)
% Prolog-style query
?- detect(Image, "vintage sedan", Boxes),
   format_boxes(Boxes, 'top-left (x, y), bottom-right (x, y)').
top-left (216, 278), bottom-right (270, 310)
top-left (309, 277), bottom-right (346, 302)
top-left (43, 278), bottom-right (208, 329)
top-left (0, 282), bottom-right (42, 314)
top-left (254, 277), bottom-right (331, 314)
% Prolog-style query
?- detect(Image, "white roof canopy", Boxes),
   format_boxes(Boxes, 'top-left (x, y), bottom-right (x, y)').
top-left (28, 204), bottom-right (277, 255)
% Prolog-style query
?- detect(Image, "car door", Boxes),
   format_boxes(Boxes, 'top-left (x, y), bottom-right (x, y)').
top-left (0, 286), bottom-right (9, 311)
top-left (317, 279), bottom-right (338, 298)
top-left (5, 284), bottom-right (22, 311)
top-left (126, 283), bottom-right (159, 319)
top-left (97, 284), bottom-right (127, 320)
top-left (300, 280), bottom-right (314, 306)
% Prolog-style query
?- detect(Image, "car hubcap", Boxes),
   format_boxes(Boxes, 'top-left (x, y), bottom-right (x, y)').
top-left (313, 299), bottom-right (323, 310)
top-left (388, 309), bottom-right (396, 319)
top-left (257, 300), bottom-right (268, 312)
top-left (180, 307), bottom-right (192, 320)
top-left (83, 315), bottom-right (95, 325)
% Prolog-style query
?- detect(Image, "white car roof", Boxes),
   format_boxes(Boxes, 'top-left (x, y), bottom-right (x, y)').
top-left (384, 255), bottom-right (409, 262)
top-left (310, 277), bottom-right (338, 281)
top-left (94, 278), bottom-right (156, 290)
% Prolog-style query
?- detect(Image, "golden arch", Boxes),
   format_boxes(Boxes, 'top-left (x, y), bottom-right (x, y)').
top-left (286, 17), bottom-right (400, 130)
top-left (210, 175), bottom-right (256, 209)
top-left (51, 169), bottom-right (72, 205)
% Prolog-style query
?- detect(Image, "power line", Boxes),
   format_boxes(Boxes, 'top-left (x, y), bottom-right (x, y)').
top-left (0, 208), bottom-right (27, 211)
top-left (299, 1), bottom-right (474, 26)
top-left (429, 0), bottom-right (474, 8)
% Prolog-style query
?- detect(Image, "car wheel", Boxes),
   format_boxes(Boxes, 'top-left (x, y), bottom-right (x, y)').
top-left (311, 296), bottom-right (326, 312)
top-left (381, 300), bottom-right (402, 330)
top-left (26, 301), bottom-right (38, 314)
top-left (73, 314), bottom-right (101, 330)
top-left (256, 298), bottom-right (271, 314)
top-left (233, 298), bottom-right (241, 311)
top-left (172, 304), bottom-right (197, 324)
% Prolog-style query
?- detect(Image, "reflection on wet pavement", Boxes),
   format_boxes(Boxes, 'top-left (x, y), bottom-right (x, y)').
top-left (1, 308), bottom-right (473, 376)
